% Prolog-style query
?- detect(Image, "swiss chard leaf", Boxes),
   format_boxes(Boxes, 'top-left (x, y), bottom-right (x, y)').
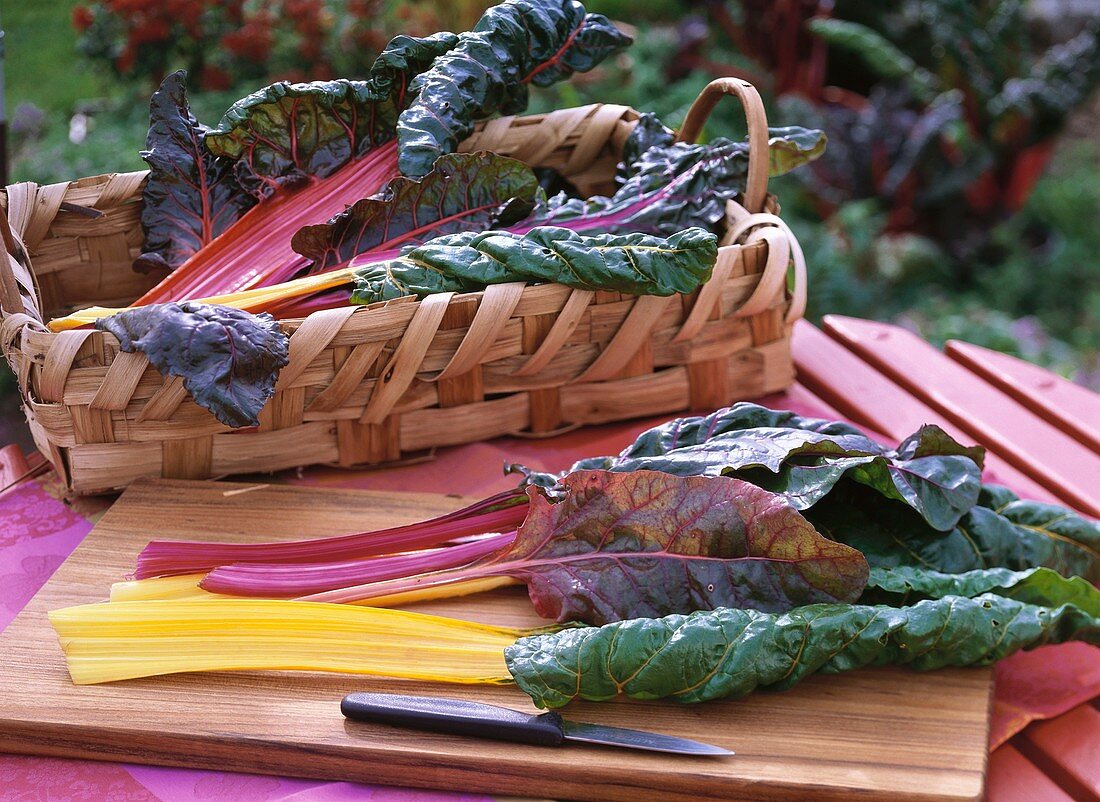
top-left (349, 226), bottom-right (718, 303)
top-left (96, 302), bottom-right (289, 428)
top-left (807, 483), bottom-right (1099, 581)
top-left (326, 470), bottom-right (868, 625)
top-left (135, 72), bottom-right (258, 272)
top-left (862, 566), bottom-right (1100, 615)
top-left (536, 127), bottom-right (826, 236)
top-left (507, 594), bottom-right (1100, 708)
top-left (204, 79), bottom-right (395, 186)
top-left (520, 404), bottom-right (983, 531)
top-left (292, 153), bottom-right (540, 272)
top-left (398, 0), bottom-right (632, 176)
top-left (500, 471), bottom-right (868, 624)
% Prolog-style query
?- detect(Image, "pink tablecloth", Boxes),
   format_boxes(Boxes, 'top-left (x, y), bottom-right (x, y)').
top-left (1, 391), bottom-right (1096, 800)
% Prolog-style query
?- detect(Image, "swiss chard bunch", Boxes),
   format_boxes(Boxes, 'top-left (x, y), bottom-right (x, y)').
top-left (133, 0), bottom-right (631, 300)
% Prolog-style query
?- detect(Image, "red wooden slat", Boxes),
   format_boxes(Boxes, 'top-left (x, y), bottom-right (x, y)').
top-left (986, 745), bottom-right (1076, 802)
top-left (1017, 703), bottom-right (1100, 802)
top-left (822, 316), bottom-right (1100, 518)
top-left (0, 444), bottom-right (30, 491)
top-left (946, 340), bottom-right (1100, 454)
top-left (791, 321), bottom-right (1064, 506)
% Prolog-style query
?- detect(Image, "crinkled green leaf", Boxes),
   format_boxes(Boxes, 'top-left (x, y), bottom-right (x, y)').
top-left (204, 79), bottom-right (394, 184)
top-left (291, 153), bottom-right (539, 272)
top-left (542, 128), bottom-right (827, 236)
top-left (807, 483), bottom-right (1099, 581)
top-left (518, 404), bottom-right (983, 531)
top-left (135, 72), bottom-right (259, 272)
top-left (350, 226), bottom-right (717, 303)
top-left (96, 303), bottom-right (289, 428)
top-left (398, 0), bottom-right (632, 176)
top-left (506, 594), bottom-right (1100, 708)
top-left (984, 485), bottom-right (1100, 562)
top-left (863, 566), bottom-right (1100, 615)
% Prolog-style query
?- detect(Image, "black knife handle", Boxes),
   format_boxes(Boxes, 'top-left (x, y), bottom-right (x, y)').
top-left (341, 692), bottom-right (566, 746)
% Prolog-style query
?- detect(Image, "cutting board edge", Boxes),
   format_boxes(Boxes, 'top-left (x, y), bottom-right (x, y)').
top-left (0, 715), bottom-right (988, 802)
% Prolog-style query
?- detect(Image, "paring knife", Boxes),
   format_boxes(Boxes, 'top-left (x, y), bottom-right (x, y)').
top-left (341, 692), bottom-right (733, 756)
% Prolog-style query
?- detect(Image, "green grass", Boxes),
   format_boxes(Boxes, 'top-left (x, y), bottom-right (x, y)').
top-left (4, 0), bottom-right (109, 114)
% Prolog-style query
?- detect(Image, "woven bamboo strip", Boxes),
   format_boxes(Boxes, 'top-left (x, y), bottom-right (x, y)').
top-left (0, 79), bottom-right (805, 493)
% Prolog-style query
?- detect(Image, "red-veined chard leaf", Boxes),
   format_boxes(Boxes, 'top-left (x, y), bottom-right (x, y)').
top-left (291, 153), bottom-right (540, 272)
top-left (348, 226), bottom-right (718, 304)
top-left (134, 72), bottom-right (259, 273)
top-left (531, 127), bottom-right (827, 237)
top-left (506, 594), bottom-right (1100, 708)
top-left (398, 0), bottom-right (632, 177)
top-left (518, 403), bottom-right (983, 532)
top-left (303, 470), bottom-right (869, 626)
top-left (96, 302), bottom-right (289, 428)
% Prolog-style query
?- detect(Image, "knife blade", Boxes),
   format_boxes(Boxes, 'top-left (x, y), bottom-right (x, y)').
top-left (341, 692), bottom-right (732, 756)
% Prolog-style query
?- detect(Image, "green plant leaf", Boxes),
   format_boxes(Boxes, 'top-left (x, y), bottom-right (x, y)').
top-left (398, 0), bottom-right (632, 176)
top-left (204, 79), bottom-right (395, 183)
top-left (350, 226), bottom-right (718, 303)
top-left (807, 483), bottom-right (1099, 581)
top-left (96, 303), bottom-right (289, 428)
top-left (863, 566), bottom-right (1100, 615)
top-left (291, 153), bottom-right (540, 272)
top-left (506, 594), bottom-right (1100, 708)
top-left (521, 404), bottom-right (983, 531)
top-left (806, 18), bottom-right (940, 102)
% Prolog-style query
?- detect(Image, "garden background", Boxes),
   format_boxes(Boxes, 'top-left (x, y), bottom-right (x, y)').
top-left (3, 0), bottom-right (1098, 450)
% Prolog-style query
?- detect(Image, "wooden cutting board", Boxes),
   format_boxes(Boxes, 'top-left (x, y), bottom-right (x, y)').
top-left (0, 478), bottom-right (994, 802)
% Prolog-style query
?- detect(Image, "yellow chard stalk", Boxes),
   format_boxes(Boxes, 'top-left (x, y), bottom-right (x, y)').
top-left (50, 599), bottom-right (521, 685)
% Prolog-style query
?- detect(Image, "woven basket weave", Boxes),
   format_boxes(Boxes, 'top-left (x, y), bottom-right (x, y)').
top-left (0, 79), bottom-right (805, 494)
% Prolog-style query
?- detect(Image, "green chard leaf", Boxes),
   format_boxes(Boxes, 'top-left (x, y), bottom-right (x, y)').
top-left (398, 0), bottom-right (632, 176)
top-left (291, 153), bottom-right (540, 272)
top-left (807, 483), bottom-right (1099, 581)
top-left (204, 79), bottom-right (395, 184)
top-left (542, 128), bottom-right (827, 236)
top-left (96, 303), bottom-right (289, 428)
top-left (350, 226), bottom-right (718, 303)
top-left (521, 403), bottom-right (983, 531)
top-left (863, 566), bottom-right (1100, 615)
top-left (506, 594), bottom-right (1100, 708)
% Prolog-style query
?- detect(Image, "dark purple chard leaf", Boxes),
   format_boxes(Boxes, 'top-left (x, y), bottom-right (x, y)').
top-left (616, 112), bottom-right (675, 184)
top-left (503, 471), bottom-right (867, 624)
top-left (291, 153), bottom-right (539, 272)
top-left (398, 0), bottom-right (632, 177)
top-left (96, 303), bottom-right (289, 428)
top-left (204, 79), bottom-right (396, 185)
top-left (135, 71), bottom-right (257, 272)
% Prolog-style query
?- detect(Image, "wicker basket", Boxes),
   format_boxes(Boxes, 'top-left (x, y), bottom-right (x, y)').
top-left (0, 79), bottom-right (806, 494)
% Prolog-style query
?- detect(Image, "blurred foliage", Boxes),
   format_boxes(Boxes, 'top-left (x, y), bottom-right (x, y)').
top-left (70, 0), bottom-right (489, 90)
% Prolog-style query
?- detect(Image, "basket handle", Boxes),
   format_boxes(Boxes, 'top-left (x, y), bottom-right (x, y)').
top-left (676, 78), bottom-right (769, 214)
